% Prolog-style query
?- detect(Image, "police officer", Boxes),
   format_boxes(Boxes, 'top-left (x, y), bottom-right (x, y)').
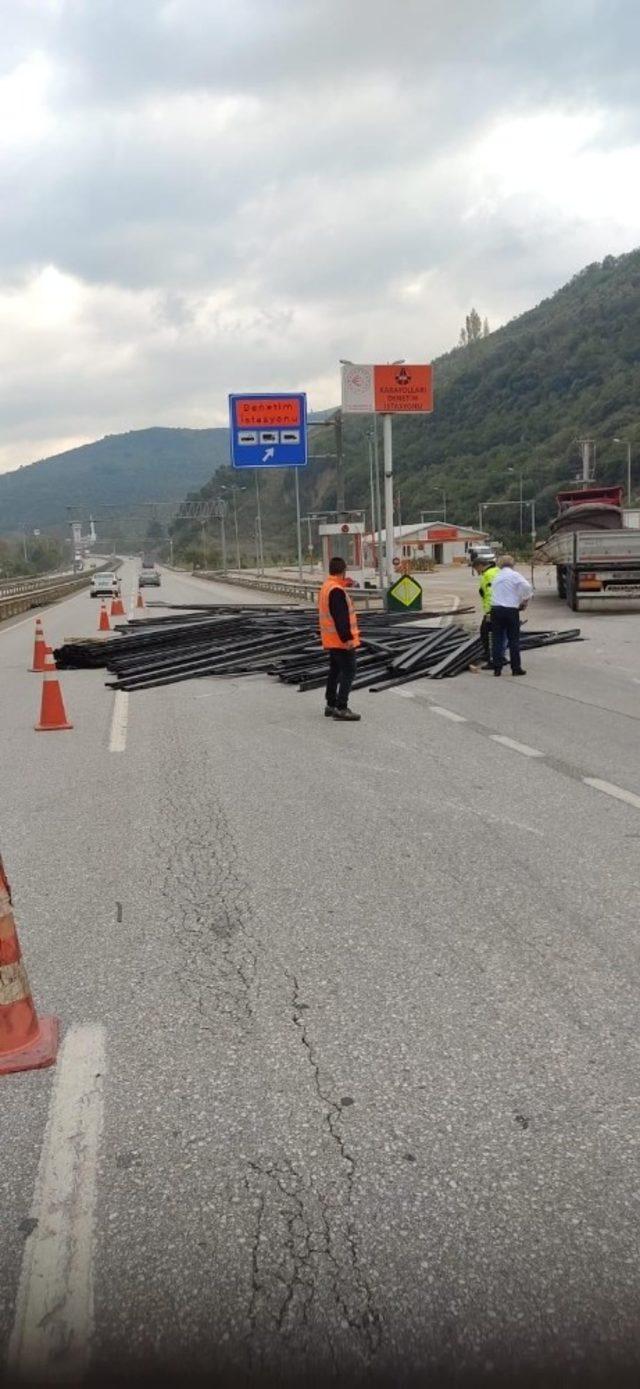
top-left (475, 555), bottom-right (500, 669)
top-left (317, 557), bottom-right (362, 721)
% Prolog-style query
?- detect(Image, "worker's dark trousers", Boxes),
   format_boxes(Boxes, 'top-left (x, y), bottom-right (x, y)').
top-left (325, 649), bottom-right (357, 709)
top-left (491, 606), bottom-right (522, 673)
top-left (480, 614), bottom-right (492, 662)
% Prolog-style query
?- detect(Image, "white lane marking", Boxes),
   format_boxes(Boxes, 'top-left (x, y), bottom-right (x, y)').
top-left (583, 777), bottom-right (640, 811)
top-left (430, 706), bottom-right (467, 723)
top-left (109, 690), bottom-right (129, 752)
top-left (490, 734), bottom-right (543, 758)
top-left (7, 1025), bottom-right (106, 1384)
top-left (391, 689), bottom-right (415, 699)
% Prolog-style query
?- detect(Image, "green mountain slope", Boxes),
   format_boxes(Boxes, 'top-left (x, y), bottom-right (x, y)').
top-left (0, 427), bottom-right (229, 535)
top-left (172, 247), bottom-right (640, 563)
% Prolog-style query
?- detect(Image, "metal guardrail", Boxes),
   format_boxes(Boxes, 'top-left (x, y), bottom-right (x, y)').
top-left (194, 569), bottom-right (385, 610)
top-left (0, 562), bottom-right (118, 623)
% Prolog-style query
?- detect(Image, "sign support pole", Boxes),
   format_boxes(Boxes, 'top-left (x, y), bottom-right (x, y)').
top-left (383, 414), bottom-right (394, 584)
top-left (294, 469), bottom-right (303, 582)
top-left (255, 469), bottom-right (264, 575)
top-left (372, 420), bottom-right (384, 593)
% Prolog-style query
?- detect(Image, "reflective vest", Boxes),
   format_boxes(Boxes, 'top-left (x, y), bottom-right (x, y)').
top-left (478, 565), bottom-right (500, 615)
top-left (318, 577), bottom-right (361, 650)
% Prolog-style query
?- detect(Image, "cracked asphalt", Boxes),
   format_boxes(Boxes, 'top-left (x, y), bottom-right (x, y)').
top-left (1, 561), bottom-right (639, 1387)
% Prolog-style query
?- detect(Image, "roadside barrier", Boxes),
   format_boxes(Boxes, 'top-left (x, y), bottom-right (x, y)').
top-left (30, 618), bottom-right (47, 672)
top-left (0, 854), bottom-right (58, 1076)
top-left (34, 654), bottom-right (73, 732)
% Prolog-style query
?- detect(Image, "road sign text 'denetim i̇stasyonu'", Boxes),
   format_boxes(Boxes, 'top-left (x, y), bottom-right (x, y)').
top-left (229, 393), bottom-right (308, 469)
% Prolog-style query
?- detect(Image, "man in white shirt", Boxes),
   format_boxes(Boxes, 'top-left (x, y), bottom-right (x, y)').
top-left (490, 556), bottom-right (533, 677)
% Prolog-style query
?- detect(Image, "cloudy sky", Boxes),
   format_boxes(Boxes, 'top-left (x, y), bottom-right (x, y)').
top-left (1, 0), bottom-right (638, 472)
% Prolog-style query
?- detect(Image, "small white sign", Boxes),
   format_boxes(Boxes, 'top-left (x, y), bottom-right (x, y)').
top-left (259, 430), bottom-right (278, 444)
top-left (341, 363), bottom-right (375, 414)
top-left (281, 430), bottom-right (300, 444)
top-left (238, 431), bottom-right (258, 445)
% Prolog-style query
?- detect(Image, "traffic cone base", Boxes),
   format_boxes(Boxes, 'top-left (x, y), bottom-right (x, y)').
top-left (0, 1012), bottom-right (59, 1076)
top-left (0, 858), bottom-right (59, 1076)
top-left (35, 660), bottom-right (73, 731)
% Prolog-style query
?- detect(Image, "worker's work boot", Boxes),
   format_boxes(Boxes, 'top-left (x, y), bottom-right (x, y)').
top-left (324, 704), bottom-right (335, 717)
top-left (333, 707), bottom-right (361, 722)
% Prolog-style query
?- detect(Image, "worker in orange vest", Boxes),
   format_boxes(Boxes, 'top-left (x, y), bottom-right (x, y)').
top-left (318, 556), bottom-right (362, 721)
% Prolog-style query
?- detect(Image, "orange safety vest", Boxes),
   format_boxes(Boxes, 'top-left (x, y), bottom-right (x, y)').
top-left (318, 577), bottom-right (361, 650)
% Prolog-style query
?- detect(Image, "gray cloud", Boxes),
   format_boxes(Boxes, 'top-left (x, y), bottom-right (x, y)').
top-left (0, 0), bottom-right (638, 470)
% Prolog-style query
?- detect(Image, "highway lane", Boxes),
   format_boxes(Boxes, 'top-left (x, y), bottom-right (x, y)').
top-left (1, 561), bottom-right (639, 1385)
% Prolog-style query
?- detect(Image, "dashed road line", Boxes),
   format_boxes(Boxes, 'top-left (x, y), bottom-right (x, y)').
top-left (430, 706), bottom-right (467, 723)
top-left (7, 1025), bottom-right (106, 1383)
top-left (109, 690), bottom-right (129, 752)
top-left (490, 734), bottom-right (544, 758)
top-left (583, 777), bottom-right (640, 811)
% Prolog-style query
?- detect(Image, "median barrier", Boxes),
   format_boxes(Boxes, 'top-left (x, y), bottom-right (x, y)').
top-left (193, 570), bottom-right (384, 610)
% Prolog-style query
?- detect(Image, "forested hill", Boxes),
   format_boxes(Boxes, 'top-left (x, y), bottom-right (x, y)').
top-left (173, 247), bottom-right (640, 561)
top-left (0, 427), bottom-right (228, 534)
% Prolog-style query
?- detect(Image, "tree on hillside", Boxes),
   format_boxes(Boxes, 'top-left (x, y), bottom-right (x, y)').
top-left (459, 308), bottom-right (490, 346)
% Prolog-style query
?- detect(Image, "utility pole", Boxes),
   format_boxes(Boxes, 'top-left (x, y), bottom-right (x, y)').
top-left (219, 501), bottom-right (227, 573)
top-left (576, 437), bottom-right (595, 483)
top-left (371, 422), bottom-right (384, 592)
top-left (294, 469), bottom-right (303, 581)
top-left (333, 410), bottom-right (345, 514)
top-left (383, 414), bottom-right (395, 582)
top-left (254, 470), bottom-right (264, 574)
top-left (614, 438), bottom-right (632, 507)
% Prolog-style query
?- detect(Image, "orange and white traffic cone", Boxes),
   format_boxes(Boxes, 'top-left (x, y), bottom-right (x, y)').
top-left (30, 618), bottom-right (47, 672)
top-left (110, 593), bottom-right (125, 618)
top-left (34, 654), bottom-right (73, 732)
top-left (98, 600), bottom-right (111, 632)
top-left (136, 589), bottom-right (145, 610)
top-left (0, 855), bottom-right (58, 1076)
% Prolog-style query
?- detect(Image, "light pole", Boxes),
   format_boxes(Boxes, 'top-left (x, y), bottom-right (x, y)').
top-left (220, 485), bottom-right (245, 568)
top-left (218, 500), bottom-right (228, 573)
top-left (254, 469), bottom-right (264, 574)
top-left (507, 467), bottom-right (524, 534)
top-left (613, 437), bottom-right (632, 507)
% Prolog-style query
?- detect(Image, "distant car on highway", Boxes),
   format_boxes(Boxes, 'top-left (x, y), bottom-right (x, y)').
top-left (139, 564), bottom-right (161, 587)
top-left (90, 572), bottom-right (121, 599)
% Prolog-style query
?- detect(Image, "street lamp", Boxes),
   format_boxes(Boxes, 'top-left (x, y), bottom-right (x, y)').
top-left (507, 467), bottom-right (524, 534)
top-left (220, 484), bottom-right (246, 569)
top-left (613, 438), bottom-right (632, 507)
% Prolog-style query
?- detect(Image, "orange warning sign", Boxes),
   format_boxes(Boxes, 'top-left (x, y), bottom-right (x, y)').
top-left (235, 397), bottom-right (301, 427)
top-left (373, 364), bottom-right (433, 413)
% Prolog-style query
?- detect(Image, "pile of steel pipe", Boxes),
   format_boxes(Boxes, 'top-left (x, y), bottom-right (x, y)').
top-left (51, 601), bottom-right (582, 695)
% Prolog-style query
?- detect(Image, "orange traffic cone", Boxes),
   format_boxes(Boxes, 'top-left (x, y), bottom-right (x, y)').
top-left (98, 600), bottom-right (111, 632)
top-left (110, 594), bottom-right (125, 618)
top-left (34, 654), bottom-right (73, 732)
top-left (30, 618), bottom-right (47, 672)
top-left (136, 589), bottom-right (145, 610)
top-left (0, 855), bottom-right (58, 1076)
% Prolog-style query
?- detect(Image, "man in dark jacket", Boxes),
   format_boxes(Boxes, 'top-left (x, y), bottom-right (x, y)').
top-left (317, 557), bottom-right (362, 721)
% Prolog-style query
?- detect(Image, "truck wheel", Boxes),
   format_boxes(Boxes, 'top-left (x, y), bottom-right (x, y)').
top-left (556, 567), bottom-right (566, 599)
top-left (566, 572), bottom-right (579, 611)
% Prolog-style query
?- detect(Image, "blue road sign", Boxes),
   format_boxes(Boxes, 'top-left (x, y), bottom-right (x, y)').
top-left (229, 392), bottom-right (308, 469)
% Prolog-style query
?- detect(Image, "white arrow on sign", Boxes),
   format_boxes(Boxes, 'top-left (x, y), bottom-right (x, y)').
top-left (262, 447), bottom-right (275, 462)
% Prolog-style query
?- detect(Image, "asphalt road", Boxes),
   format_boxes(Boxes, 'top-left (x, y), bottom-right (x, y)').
top-left (1, 562), bottom-right (639, 1387)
